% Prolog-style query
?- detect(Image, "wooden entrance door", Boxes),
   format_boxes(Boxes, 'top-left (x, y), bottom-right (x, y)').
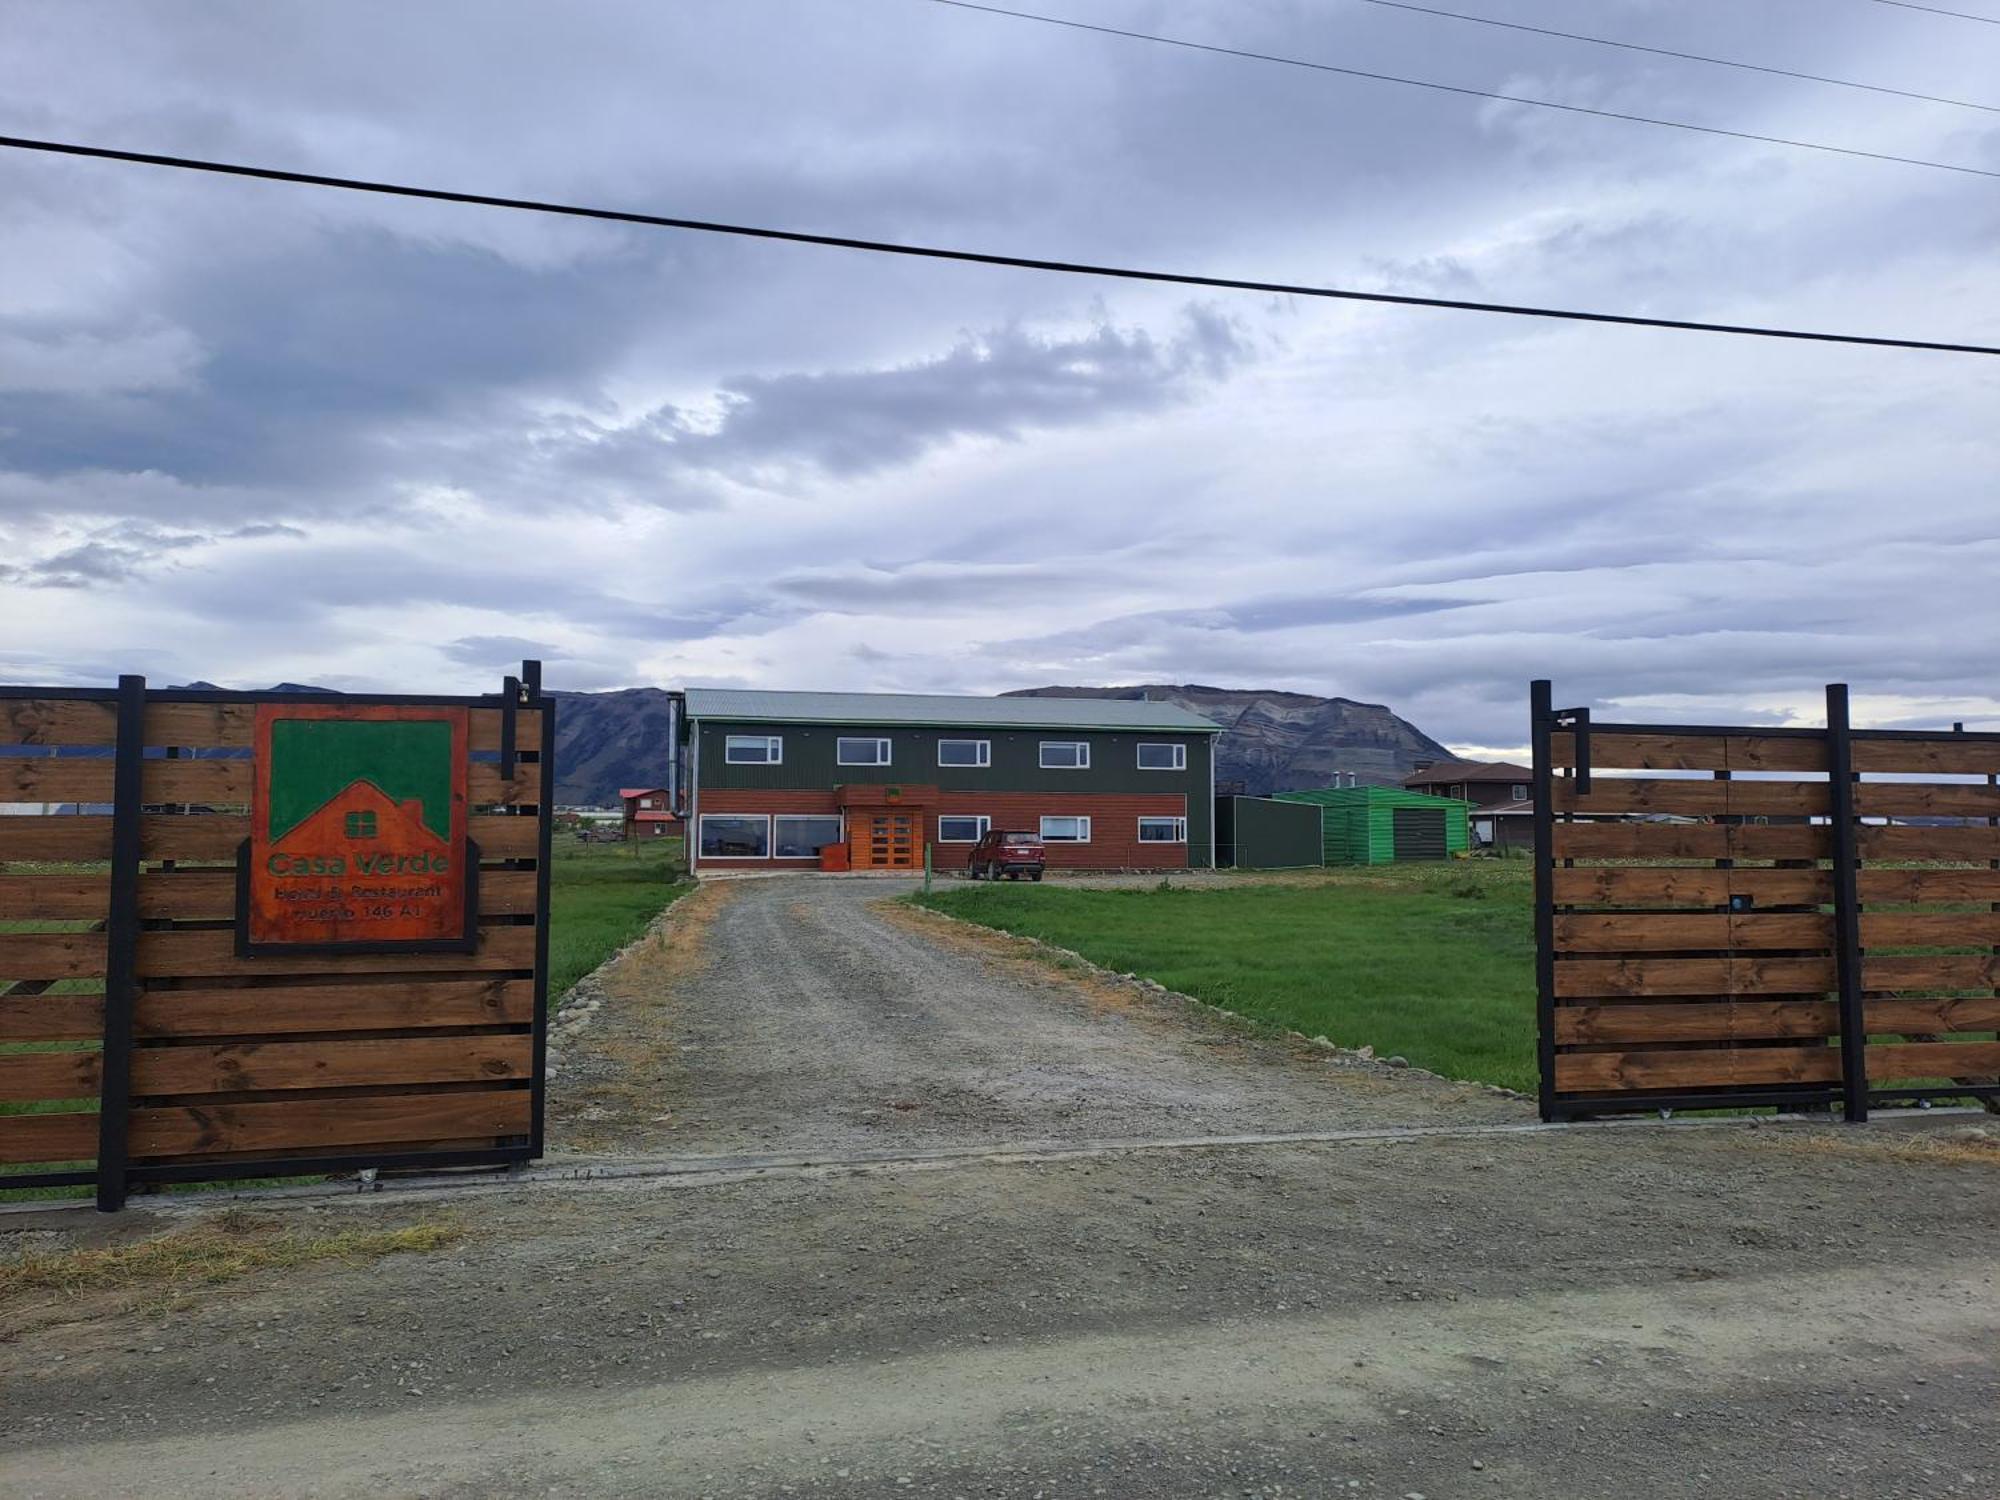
top-left (851, 811), bottom-right (920, 869)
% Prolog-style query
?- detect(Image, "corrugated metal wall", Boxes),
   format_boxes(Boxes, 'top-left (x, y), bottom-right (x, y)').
top-left (1270, 786), bottom-right (1471, 864)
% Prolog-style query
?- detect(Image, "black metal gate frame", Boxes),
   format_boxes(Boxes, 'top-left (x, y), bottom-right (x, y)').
top-left (0, 662), bottom-right (553, 1209)
top-left (1532, 678), bottom-right (2000, 1124)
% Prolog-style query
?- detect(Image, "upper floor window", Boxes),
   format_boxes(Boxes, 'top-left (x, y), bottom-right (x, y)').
top-left (937, 738), bottom-right (991, 768)
top-left (837, 736), bottom-right (892, 766)
top-left (725, 735), bottom-right (782, 764)
top-left (1510, 784), bottom-right (1529, 801)
top-left (1137, 742), bottom-right (1186, 771)
top-left (1040, 741), bottom-right (1090, 770)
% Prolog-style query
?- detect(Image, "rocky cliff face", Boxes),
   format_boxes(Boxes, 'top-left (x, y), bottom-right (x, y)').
top-left (1004, 684), bottom-right (1451, 797)
top-left (548, 688), bottom-right (680, 806)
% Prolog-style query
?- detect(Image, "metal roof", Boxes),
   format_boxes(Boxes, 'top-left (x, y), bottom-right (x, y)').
top-left (682, 688), bottom-right (1222, 733)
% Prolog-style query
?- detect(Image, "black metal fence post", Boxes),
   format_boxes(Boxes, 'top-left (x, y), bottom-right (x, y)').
top-left (525, 661), bottom-right (553, 1159)
top-left (95, 673), bottom-right (147, 1212)
top-left (1530, 679), bottom-right (1557, 1122)
top-left (1825, 683), bottom-right (1869, 1123)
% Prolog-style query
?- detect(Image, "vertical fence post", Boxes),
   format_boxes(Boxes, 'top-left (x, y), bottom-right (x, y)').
top-left (1825, 683), bottom-right (1868, 1123)
top-left (1530, 679), bottom-right (1557, 1122)
top-left (95, 673), bottom-right (147, 1212)
top-left (526, 663), bottom-right (553, 1159)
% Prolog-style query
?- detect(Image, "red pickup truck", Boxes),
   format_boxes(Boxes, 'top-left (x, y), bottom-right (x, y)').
top-left (966, 828), bottom-right (1045, 881)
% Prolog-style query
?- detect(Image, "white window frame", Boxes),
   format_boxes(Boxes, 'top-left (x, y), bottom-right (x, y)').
top-left (1510, 784), bottom-right (1529, 802)
top-left (1040, 815), bottom-right (1091, 842)
top-left (724, 734), bottom-right (782, 765)
top-left (1138, 816), bottom-right (1188, 844)
top-left (772, 813), bottom-right (845, 859)
top-left (936, 738), bottom-right (991, 768)
top-left (836, 736), bottom-right (893, 766)
top-left (1040, 741), bottom-right (1090, 770)
top-left (698, 813), bottom-right (771, 859)
top-left (936, 814), bottom-right (990, 843)
top-left (1136, 742), bottom-right (1186, 772)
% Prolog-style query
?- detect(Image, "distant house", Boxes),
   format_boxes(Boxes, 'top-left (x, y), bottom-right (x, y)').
top-left (1403, 758), bottom-right (1534, 850)
top-left (620, 787), bottom-right (682, 840)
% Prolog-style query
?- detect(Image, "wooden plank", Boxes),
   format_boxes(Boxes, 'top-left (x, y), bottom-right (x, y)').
top-left (135, 977), bottom-right (533, 1037)
top-left (0, 699), bottom-right (117, 748)
top-left (1853, 738), bottom-right (2000, 776)
top-left (470, 709), bottom-right (542, 755)
top-left (126, 1089), bottom-right (531, 1157)
top-left (4, 810), bottom-right (540, 863)
top-left (0, 814), bottom-right (112, 861)
top-left (1867, 996), bottom-right (2000, 1033)
top-left (135, 923), bottom-right (536, 978)
top-left (1555, 913), bottom-right (1831, 953)
top-left (1863, 955), bottom-right (2000, 990)
top-left (1553, 777), bottom-right (1828, 818)
top-left (1860, 912), bottom-right (2000, 947)
top-left (0, 754), bottom-right (115, 802)
top-left (1553, 999), bottom-right (1837, 1044)
top-left (1859, 825), bottom-right (2000, 861)
top-left (1552, 866), bottom-right (1832, 908)
top-left (1857, 868), bottom-right (2000, 903)
top-left (468, 814), bottom-right (540, 860)
top-left (134, 867), bottom-right (539, 922)
top-left (1549, 732), bottom-right (1827, 773)
top-left (0, 931), bottom-right (109, 981)
top-left (1553, 822), bottom-right (1830, 862)
top-left (130, 1034), bottom-right (533, 1094)
top-left (0, 992), bottom-right (102, 1041)
top-left (0, 1108), bottom-right (99, 1164)
top-left (0, 1048), bottom-right (100, 1100)
top-left (0, 873), bottom-right (111, 920)
top-left (1867, 1041), bottom-right (2000, 1081)
top-left (1854, 782), bottom-right (2000, 819)
top-left (469, 761), bottom-right (542, 808)
top-left (1555, 1045), bottom-right (1841, 1092)
top-left (138, 704), bottom-right (540, 754)
top-left (1554, 955), bottom-right (1836, 997)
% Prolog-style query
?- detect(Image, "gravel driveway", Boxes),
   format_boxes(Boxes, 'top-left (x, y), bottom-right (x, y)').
top-left (548, 874), bottom-right (1526, 1159)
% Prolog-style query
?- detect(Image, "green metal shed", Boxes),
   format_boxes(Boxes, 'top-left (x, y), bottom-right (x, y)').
top-left (1215, 795), bottom-right (1324, 869)
top-left (1270, 785), bottom-right (1472, 865)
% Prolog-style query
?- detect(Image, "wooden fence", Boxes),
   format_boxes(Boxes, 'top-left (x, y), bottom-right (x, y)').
top-left (1, 666), bottom-right (552, 1208)
top-left (1534, 681), bottom-right (2000, 1121)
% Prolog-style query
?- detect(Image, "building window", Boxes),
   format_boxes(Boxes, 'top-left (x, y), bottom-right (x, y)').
top-left (725, 735), bottom-right (782, 764)
top-left (1136, 743), bottom-right (1186, 771)
top-left (937, 814), bottom-right (989, 843)
top-left (1138, 816), bottom-right (1187, 843)
top-left (773, 814), bottom-right (843, 858)
top-left (1040, 815), bottom-right (1091, 842)
top-left (937, 739), bottom-right (991, 768)
top-left (699, 814), bottom-right (769, 858)
top-left (640, 797), bottom-right (656, 809)
top-left (1040, 741), bottom-right (1090, 770)
top-left (343, 810), bottom-right (377, 840)
top-left (1510, 784), bottom-right (1529, 801)
top-left (837, 737), bottom-right (892, 766)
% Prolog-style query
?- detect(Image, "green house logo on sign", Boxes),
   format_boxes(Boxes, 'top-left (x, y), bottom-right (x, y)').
top-left (242, 704), bottom-right (473, 954)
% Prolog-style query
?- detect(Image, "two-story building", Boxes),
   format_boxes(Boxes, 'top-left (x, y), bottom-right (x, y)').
top-left (1402, 757), bottom-right (1535, 850)
top-left (680, 689), bottom-right (1222, 874)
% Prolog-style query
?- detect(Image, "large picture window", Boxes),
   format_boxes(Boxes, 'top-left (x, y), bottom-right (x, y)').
top-left (773, 815), bottom-right (843, 858)
top-left (937, 739), bottom-right (990, 768)
top-left (837, 737), bottom-right (892, 766)
top-left (1039, 741), bottom-right (1090, 769)
top-left (1138, 816), bottom-right (1187, 843)
top-left (1040, 815), bottom-right (1091, 842)
top-left (699, 814), bottom-right (769, 858)
top-left (724, 735), bottom-right (782, 764)
top-left (937, 814), bottom-right (989, 843)
top-left (1136, 742), bottom-right (1186, 771)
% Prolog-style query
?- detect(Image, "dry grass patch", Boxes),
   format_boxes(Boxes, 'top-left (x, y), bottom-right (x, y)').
top-left (1746, 1125), bottom-right (2000, 1168)
top-left (0, 1210), bottom-right (461, 1302)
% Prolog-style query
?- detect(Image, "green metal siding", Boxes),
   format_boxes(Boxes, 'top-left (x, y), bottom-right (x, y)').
top-left (1270, 786), bottom-right (1471, 865)
top-left (694, 719), bottom-right (1215, 859)
top-left (1220, 797), bottom-right (1323, 868)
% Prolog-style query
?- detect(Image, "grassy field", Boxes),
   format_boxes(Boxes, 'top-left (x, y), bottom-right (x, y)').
top-left (915, 861), bottom-right (1538, 1093)
top-left (547, 834), bottom-right (690, 1004)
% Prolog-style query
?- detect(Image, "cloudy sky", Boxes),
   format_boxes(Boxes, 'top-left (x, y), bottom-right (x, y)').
top-left (4, 0), bottom-right (1998, 754)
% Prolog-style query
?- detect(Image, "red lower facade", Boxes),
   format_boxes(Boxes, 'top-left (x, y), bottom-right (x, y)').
top-left (692, 788), bottom-right (1197, 873)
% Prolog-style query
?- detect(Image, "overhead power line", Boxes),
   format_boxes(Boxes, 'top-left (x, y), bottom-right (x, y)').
top-left (3, 134), bottom-right (1996, 357)
top-left (1866, 0), bottom-right (2000, 23)
top-left (1353, 0), bottom-right (1998, 113)
top-left (918, 0), bottom-right (2000, 181)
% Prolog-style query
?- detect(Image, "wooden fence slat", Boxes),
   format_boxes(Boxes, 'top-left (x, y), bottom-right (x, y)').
top-left (135, 923), bottom-right (536, 979)
top-left (130, 704), bottom-right (541, 756)
top-left (1859, 912), bottom-right (2000, 947)
top-left (1862, 954), bottom-right (2000, 990)
top-left (470, 709), bottom-right (542, 755)
top-left (1554, 955), bottom-right (1837, 997)
top-left (0, 755), bottom-right (115, 802)
top-left (1857, 868), bottom-right (2000, 903)
top-left (126, 1089), bottom-right (531, 1157)
top-left (1554, 913), bottom-right (1832, 953)
top-left (3, 811), bottom-right (544, 864)
top-left (1552, 822), bottom-right (1830, 862)
top-left (0, 931), bottom-right (109, 981)
top-left (1553, 777), bottom-right (1829, 818)
top-left (468, 814), bottom-right (540, 860)
top-left (1866, 1041), bottom-right (2000, 1081)
top-left (1866, 996), bottom-right (2000, 1033)
top-left (1859, 825), bottom-right (2000, 861)
top-left (1854, 782), bottom-right (2000, 819)
top-left (0, 873), bottom-right (111, 920)
top-left (0, 1048), bottom-right (100, 1100)
top-left (0, 992), bottom-right (102, 1041)
top-left (134, 977), bottom-right (534, 1037)
top-left (1549, 732), bottom-right (1827, 773)
top-left (0, 1109), bottom-right (100, 1164)
top-left (0, 814), bottom-right (112, 861)
top-left (1555, 1045), bottom-right (1841, 1092)
top-left (1852, 738), bottom-right (2000, 776)
top-left (1551, 866), bottom-right (1833, 908)
top-left (1, 700), bottom-right (118, 748)
top-left (1553, 999), bottom-right (1837, 1044)
top-left (130, 1035), bottom-right (533, 1094)
top-left (469, 761), bottom-right (542, 807)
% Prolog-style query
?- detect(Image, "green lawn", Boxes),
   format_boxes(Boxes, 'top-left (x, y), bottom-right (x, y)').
top-left (915, 861), bottom-right (1537, 1092)
top-left (547, 834), bottom-right (691, 1005)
